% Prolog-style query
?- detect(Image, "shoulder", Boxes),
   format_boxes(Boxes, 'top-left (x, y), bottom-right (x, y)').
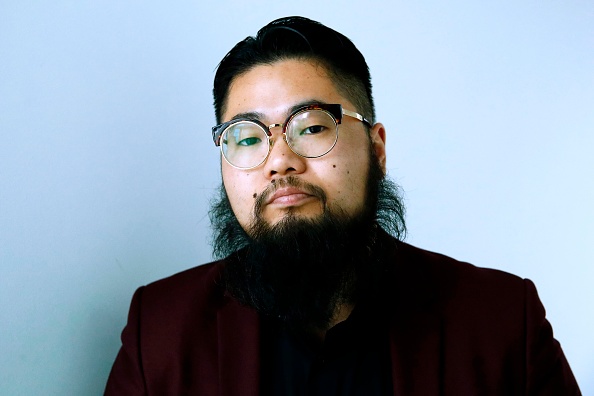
top-left (382, 238), bottom-right (580, 393)
top-left (131, 259), bottom-right (233, 327)
top-left (383, 238), bottom-right (529, 351)
top-left (382, 237), bottom-right (533, 326)
top-left (387, 238), bottom-right (527, 298)
top-left (109, 257), bottom-right (259, 394)
top-left (393, 239), bottom-right (523, 282)
top-left (145, 260), bottom-right (225, 298)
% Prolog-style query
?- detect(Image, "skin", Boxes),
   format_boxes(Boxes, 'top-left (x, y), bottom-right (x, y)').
top-left (220, 59), bottom-right (387, 232)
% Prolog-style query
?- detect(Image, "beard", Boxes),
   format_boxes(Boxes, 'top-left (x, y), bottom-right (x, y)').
top-left (209, 150), bottom-right (406, 331)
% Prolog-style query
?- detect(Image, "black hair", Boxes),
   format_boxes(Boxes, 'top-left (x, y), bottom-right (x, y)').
top-left (213, 16), bottom-right (375, 125)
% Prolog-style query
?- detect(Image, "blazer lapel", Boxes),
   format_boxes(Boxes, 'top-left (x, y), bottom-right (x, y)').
top-left (217, 295), bottom-right (261, 396)
top-left (385, 239), bottom-right (444, 396)
top-left (389, 312), bottom-right (443, 395)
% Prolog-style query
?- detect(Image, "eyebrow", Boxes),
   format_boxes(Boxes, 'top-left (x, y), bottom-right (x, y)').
top-left (227, 99), bottom-right (330, 123)
top-left (229, 110), bottom-right (265, 122)
top-left (288, 99), bottom-right (329, 114)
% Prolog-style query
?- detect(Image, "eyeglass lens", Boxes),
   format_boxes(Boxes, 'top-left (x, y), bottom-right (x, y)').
top-left (221, 109), bottom-right (338, 168)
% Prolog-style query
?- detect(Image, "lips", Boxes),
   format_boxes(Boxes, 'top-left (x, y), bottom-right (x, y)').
top-left (266, 187), bottom-right (315, 206)
top-left (253, 177), bottom-right (327, 217)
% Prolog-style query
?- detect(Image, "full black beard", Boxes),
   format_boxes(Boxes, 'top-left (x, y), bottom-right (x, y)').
top-left (209, 154), bottom-right (406, 331)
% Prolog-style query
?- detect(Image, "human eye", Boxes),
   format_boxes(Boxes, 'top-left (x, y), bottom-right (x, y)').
top-left (237, 136), bottom-right (262, 146)
top-left (300, 125), bottom-right (326, 135)
top-left (290, 110), bottom-right (335, 137)
top-left (225, 123), bottom-right (264, 148)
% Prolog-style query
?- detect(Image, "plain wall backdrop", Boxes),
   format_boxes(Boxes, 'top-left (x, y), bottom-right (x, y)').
top-left (1, 1), bottom-right (592, 394)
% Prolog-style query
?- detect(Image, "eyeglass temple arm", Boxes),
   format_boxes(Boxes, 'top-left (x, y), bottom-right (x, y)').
top-left (342, 108), bottom-right (372, 128)
top-left (212, 125), bottom-right (224, 146)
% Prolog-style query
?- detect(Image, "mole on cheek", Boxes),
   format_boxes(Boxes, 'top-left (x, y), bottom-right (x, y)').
top-left (333, 164), bottom-right (336, 168)
top-left (252, 193), bottom-right (257, 199)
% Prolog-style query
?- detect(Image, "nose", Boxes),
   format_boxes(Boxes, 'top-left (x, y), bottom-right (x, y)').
top-left (263, 132), bottom-right (306, 179)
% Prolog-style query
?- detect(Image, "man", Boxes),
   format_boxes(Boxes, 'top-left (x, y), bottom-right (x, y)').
top-left (105, 16), bottom-right (580, 395)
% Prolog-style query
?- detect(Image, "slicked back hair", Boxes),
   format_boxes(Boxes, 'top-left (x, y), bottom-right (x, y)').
top-left (213, 16), bottom-right (375, 125)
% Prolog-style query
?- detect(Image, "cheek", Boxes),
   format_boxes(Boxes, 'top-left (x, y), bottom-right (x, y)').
top-left (222, 168), bottom-right (259, 218)
top-left (325, 154), bottom-right (370, 208)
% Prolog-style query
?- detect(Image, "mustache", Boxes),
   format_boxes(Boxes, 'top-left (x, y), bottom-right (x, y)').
top-left (253, 176), bottom-right (327, 217)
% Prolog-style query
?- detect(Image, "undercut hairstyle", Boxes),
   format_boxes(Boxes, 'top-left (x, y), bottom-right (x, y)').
top-left (213, 16), bottom-right (376, 125)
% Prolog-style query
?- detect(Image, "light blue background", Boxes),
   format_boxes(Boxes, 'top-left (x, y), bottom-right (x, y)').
top-left (1, 1), bottom-right (592, 394)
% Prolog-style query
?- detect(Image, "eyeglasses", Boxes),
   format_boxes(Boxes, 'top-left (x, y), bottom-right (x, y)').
top-left (212, 103), bottom-right (371, 169)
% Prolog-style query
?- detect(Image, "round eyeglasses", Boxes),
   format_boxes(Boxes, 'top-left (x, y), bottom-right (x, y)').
top-left (212, 103), bottom-right (371, 169)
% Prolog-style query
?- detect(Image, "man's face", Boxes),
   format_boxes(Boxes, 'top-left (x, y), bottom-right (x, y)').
top-left (220, 59), bottom-right (387, 232)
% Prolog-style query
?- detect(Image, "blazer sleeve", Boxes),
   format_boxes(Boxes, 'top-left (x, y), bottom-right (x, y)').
top-left (524, 279), bottom-right (581, 395)
top-left (104, 287), bottom-right (147, 396)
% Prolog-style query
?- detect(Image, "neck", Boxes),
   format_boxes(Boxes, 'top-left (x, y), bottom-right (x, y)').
top-left (331, 302), bottom-right (354, 327)
top-left (311, 302), bottom-right (355, 342)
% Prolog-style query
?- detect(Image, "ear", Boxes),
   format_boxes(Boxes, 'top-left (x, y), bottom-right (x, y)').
top-left (370, 122), bottom-right (387, 174)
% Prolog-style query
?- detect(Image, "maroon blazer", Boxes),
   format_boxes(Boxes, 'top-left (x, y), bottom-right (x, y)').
top-left (105, 239), bottom-right (580, 395)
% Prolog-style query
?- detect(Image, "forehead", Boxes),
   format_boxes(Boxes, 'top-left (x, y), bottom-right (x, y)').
top-left (222, 59), bottom-right (354, 122)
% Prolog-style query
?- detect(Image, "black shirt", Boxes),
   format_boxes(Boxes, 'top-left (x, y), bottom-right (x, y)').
top-left (260, 305), bottom-right (393, 396)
